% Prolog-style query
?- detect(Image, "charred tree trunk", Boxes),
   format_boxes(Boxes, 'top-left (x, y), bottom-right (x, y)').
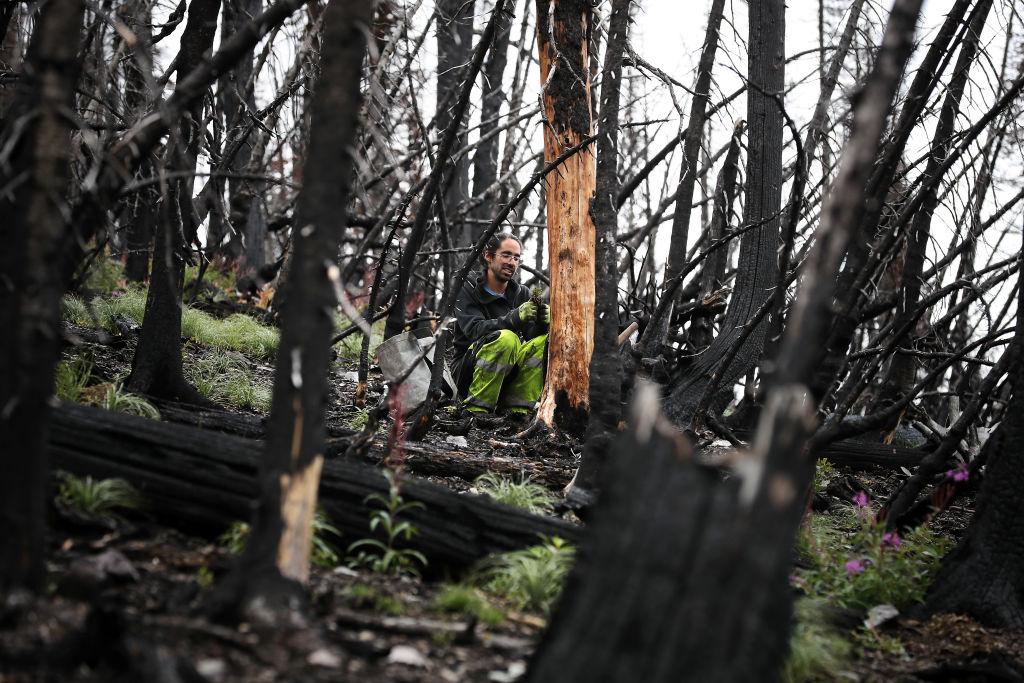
top-left (527, 2), bottom-right (923, 677)
top-left (663, 0), bottom-right (785, 429)
top-left (871, 0), bottom-right (991, 427)
top-left (215, 0), bottom-right (267, 272)
top-left (122, 0), bottom-right (157, 283)
top-left (0, 0), bottom-right (86, 592)
top-left (436, 0), bottom-right (475, 247)
top-left (810, 0), bottom-right (973, 406)
top-left (468, 1), bottom-right (513, 234)
top-left (383, 0), bottom-right (508, 341)
top-left (661, 0), bottom-right (725, 290)
top-left (211, 0), bottom-right (372, 619)
top-left (919, 250), bottom-right (1024, 628)
top-left (566, 0), bottom-right (630, 504)
top-left (689, 120), bottom-right (743, 351)
top-left (534, 0), bottom-right (597, 433)
top-left (125, 0), bottom-right (221, 403)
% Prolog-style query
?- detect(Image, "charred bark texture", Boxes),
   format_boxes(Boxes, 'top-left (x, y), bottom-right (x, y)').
top-left (664, 0), bottom-right (785, 429)
top-left (872, 0), bottom-right (991, 426)
top-left (569, 0), bottom-right (630, 500)
top-left (0, 0), bottom-right (86, 592)
top-left (214, 0), bottom-right (372, 615)
top-left (535, 0), bottom-right (596, 432)
top-left (920, 253), bottom-right (1024, 629)
top-left (436, 0), bottom-right (476, 246)
top-left (48, 403), bottom-right (580, 568)
top-left (125, 0), bottom-right (221, 403)
top-left (529, 2), bottom-right (923, 678)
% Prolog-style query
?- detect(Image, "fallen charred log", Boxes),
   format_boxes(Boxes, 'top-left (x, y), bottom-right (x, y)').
top-left (49, 403), bottom-right (580, 570)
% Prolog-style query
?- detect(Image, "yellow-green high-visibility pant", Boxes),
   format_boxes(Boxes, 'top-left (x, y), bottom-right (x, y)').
top-left (465, 329), bottom-right (547, 413)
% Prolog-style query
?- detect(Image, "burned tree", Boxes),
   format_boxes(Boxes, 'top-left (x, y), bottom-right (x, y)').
top-left (125, 0), bottom-right (222, 403)
top-left (212, 0), bottom-right (372, 617)
top-left (534, 0), bottom-right (597, 433)
top-left (662, 0), bottom-right (785, 429)
top-left (567, 0), bottom-right (631, 502)
top-left (527, 0), bottom-right (924, 678)
top-left (0, 0), bottom-right (87, 592)
top-left (918, 250), bottom-right (1024, 628)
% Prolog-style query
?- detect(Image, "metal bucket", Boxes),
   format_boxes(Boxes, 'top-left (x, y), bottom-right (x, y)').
top-left (375, 331), bottom-right (455, 410)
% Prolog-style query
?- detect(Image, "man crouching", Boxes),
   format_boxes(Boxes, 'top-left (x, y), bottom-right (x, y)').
top-left (452, 232), bottom-right (549, 415)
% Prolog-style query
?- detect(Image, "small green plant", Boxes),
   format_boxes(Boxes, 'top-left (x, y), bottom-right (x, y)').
top-left (84, 255), bottom-right (127, 295)
top-left (99, 383), bottom-right (161, 420)
top-left (219, 510), bottom-right (342, 567)
top-left (333, 314), bottom-right (384, 360)
top-left (54, 355), bottom-right (94, 403)
top-left (474, 473), bottom-right (556, 515)
top-left (197, 566), bottom-right (215, 589)
top-left (797, 498), bottom-right (952, 611)
top-left (813, 458), bottom-right (836, 494)
top-left (56, 472), bottom-right (142, 519)
top-left (347, 409), bottom-right (370, 430)
top-left (479, 536), bottom-right (574, 614)
top-left (346, 472), bottom-right (428, 576)
top-left (853, 626), bottom-right (906, 656)
top-left (433, 584), bottom-right (504, 626)
top-left (782, 599), bottom-right (853, 683)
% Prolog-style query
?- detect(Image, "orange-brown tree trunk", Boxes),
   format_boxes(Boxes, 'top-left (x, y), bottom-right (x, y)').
top-left (535, 0), bottom-right (596, 434)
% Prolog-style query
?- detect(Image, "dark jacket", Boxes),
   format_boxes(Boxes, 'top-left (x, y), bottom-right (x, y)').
top-left (452, 274), bottom-right (530, 365)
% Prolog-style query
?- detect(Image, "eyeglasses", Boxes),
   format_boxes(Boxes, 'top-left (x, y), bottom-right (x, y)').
top-left (497, 251), bottom-right (522, 263)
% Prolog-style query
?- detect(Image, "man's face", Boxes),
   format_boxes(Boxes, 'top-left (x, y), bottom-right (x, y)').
top-left (485, 238), bottom-right (522, 284)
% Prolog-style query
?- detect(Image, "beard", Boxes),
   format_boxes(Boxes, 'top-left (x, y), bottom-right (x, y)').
top-left (491, 262), bottom-right (515, 283)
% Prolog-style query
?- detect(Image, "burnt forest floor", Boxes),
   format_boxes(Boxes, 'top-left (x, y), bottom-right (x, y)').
top-left (2, 261), bottom-right (1022, 682)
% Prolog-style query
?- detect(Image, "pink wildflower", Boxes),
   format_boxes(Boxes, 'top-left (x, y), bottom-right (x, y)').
top-left (882, 531), bottom-right (902, 549)
top-left (946, 465), bottom-right (969, 482)
top-left (853, 491), bottom-right (870, 508)
top-left (845, 559), bottom-right (865, 575)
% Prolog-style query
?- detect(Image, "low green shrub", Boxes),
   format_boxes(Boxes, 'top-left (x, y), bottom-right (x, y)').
top-left (342, 583), bottom-right (405, 616)
top-left (797, 500), bottom-right (951, 611)
top-left (478, 536), bottom-right (574, 614)
top-left (474, 473), bottom-right (556, 515)
top-left (56, 472), bottom-right (142, 519)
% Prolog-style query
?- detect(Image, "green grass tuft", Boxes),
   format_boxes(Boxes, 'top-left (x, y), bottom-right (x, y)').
top-left (61, 296), bottom-right (94, 327)
top-left (54, 355), bottom-right (94, 403)
top-left (56, 472), bottom-right (143, 519)
top-left (185, 354), bottom-right (271, 412)
top-left (100, 383), bottom-right (161, 420)
top-left (433, 584), bottom-right (504, 626)
top-left (478, 536), bottom-right (574, 614)
top-left (474, 473), bottom-right (556, 515)
top-left (83, 256), bottom-right (127, 295)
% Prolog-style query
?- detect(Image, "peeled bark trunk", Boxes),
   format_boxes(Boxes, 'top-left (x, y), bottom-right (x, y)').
top-left (125, 0), bottom-right (221, 403)
top-left (534, 0), bottom-right (597, 434)
top-left (663, 0), bottom-right (785, 429)
top-left (0, 0), bottom-right (86, 592)
top-left (212, 0), bottom-right (372, 617)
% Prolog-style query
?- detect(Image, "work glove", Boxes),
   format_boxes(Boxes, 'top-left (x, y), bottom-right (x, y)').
top-left (539, 302), bottom-right (550, 326)
top-left (505, 300), bottom-right (536, 334)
